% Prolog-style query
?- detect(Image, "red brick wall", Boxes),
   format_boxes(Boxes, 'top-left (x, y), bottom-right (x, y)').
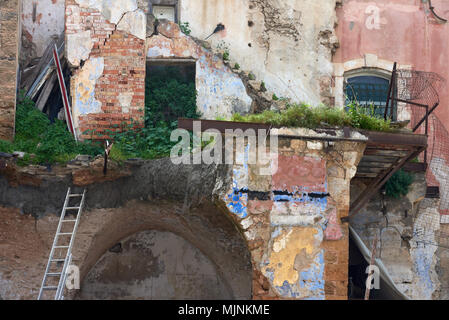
top-left (66, 0), bottom-right (146, 140)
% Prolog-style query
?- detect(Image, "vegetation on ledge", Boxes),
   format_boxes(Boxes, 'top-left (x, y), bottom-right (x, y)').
top-left (230, 102), bottom-right (393, 132)
top-left (0, 94), bottom-right (103, 166)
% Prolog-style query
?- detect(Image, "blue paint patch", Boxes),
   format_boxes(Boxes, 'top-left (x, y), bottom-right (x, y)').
top-left (298, 250), bottom-right (325, 300)
top-left (225, 187), bottom-right (248, 218)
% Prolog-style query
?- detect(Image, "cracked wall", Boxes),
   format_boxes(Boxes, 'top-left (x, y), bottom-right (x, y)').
top-left (181, 0), bottom-right (339, 106)
top-left (147, 20), bottom-right (252, 120)
top-left (65, 0), bottom-right (147, 139)
top-left (351, 173), bottom-right (445, 300)
top-left (0, 0), bottom-right (19, 141)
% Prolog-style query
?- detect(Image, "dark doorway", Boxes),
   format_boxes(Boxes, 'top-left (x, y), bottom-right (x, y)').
top-left (145, 61), bottom-right (198, 128)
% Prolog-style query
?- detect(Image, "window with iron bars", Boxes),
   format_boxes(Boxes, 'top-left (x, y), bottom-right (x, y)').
top-left (345, 76), bottom-right (397, 120)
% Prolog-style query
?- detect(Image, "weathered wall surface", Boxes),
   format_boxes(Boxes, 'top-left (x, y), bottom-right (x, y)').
top-left (0, 0), bottom-right (19, 141)
top-left (181, 0), bottom-right (339, 106)
top-left (147, 20), bottom-right (252, 120)
top-left (20, 0), bottom-right (65, 64)
top-left (351, 173), bottom-right (446, 300)
top-left (334, 0), bottom-right (449, 229)
top-left (0, 157), bottom-right (252, 300)
top-left (79, 230), bottom-right (232, 300)
top-left (65, 0), bottom-right (147, 140)
top-left (0, 128), bottom-right (367, 300)
top-left (222, 129), bottom-right (366, 299)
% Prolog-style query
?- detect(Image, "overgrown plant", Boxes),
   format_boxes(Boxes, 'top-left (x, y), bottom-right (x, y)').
top-left (179, 22), bottom-right (191, 35)
top-left (109, 66), bottom-right (200, 160)
top-left (384, 169), bottom-right (414, 198)
top-left (230, 102), bottom-right (392, 132)
top-left (0, 93), bottom-right (103, 165)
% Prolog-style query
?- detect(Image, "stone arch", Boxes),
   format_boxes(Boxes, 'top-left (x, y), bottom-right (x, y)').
top-left (69, 200), bottom-right (253, 300)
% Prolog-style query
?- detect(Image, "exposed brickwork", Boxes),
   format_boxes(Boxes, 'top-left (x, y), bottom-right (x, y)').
top-left (66, 0), bottom-right (146, 140)
top-left (0, 0), bottom-right (19, 141)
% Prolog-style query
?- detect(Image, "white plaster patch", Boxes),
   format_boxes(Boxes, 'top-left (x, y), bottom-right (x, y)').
top-left (118, 93), bottom-right (133, 113)
top-left (72, 57), bottom-right (104, 132)
top-left (441, 215), bottom-right (449, 225)
top-left (241, 217), bottom-right (254, 230)
top-left (117, 9), bottom-right (146, 40)
top-left (67, 30), bottom-right (93, 67)
top-left (75, 0), bottom-right (138, 24)
top-left (307, 141), bottom-right (323, 150)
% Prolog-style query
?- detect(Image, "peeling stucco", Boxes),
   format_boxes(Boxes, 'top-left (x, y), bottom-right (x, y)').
top-left (117, 9), bottom-right (147, 40)
top-left (72, 57), bottom-right (104, 129)
top-left (74, 0), bottom-right (138, 24)
top-left (147, 20), bottom-right (252, 119)
top-left (67, 30), bottom-right (93, 67)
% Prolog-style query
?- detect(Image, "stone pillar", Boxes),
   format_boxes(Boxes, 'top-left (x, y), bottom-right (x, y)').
top-left (223, 128), bottom-right (366, 300)
top-left (0, 0), bottom-right (20, 141)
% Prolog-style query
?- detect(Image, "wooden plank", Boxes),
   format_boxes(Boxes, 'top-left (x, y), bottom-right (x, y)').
top-left (355, 173), bottom-right (379, 178)
top-left (360, 155), bottom-right (400, 164)
top-left (358, 161), bottom-right (394, 169)
top-left (34, 71), bottom-right (57, 111)
top-left (364, 149), bottom-right (411, 157)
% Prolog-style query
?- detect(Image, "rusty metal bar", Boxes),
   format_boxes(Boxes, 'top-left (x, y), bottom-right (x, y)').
top-left (385, 62), bottom-right (397, 120)
top-left (413, 102), bottom-right (439, 132)
top-left (343, 146), bottom-right (425, 223)
top-left (390, 98), bottom-right (429, 109)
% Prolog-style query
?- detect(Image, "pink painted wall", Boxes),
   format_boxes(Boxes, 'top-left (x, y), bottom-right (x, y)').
top-left (334, 0), bottom-right (449, 127)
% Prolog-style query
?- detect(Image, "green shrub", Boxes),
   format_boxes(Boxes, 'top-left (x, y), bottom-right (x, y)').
top-left (179, 22), bottom-right (191, 35)
top-left (385, 169), bottom-right (414, 198)
top-left (0, 94), bottom-right (103, 165)
top-left (230, 102), bottom-right (392, 132)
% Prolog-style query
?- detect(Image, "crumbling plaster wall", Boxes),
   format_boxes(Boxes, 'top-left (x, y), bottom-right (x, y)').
top-left (20, 0), bottom-right (65, 64)
top-left (0, 0), bottom-right (20, 142)
top-left (65, 0), bottom-right (148, 140)
top-left (181, 0), bottom-right (340, 106)
top-left (351, 174), bottom-right (446, 300)
top-left (0, 128), bottom-right (367, 300)
top-left (147, 20), bottom-right (252, 120)
top-left (222, 129), bottom-right (366, 299)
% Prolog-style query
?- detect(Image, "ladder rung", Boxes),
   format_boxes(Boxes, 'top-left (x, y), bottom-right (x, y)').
top-left (54, 246), bottom-right (69, 249)
top-left (42, 286), bottom-right (58, 290)
top-left (51, 259), bottom-right (65, 262)
top-left (46, 273), bottom-right (62, 276)
top-left (61, 220), bottom-right (77, 222)
top-left (65, 207), bottom-right (80, 210)
top-left (57, 233), bottom-right (73, 236)
top-left (69, 194), bottom-right (83, 197)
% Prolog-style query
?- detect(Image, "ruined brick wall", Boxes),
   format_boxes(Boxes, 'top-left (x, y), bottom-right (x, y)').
top-left (65, 0), bottom-right (147, 140)
top-left (0, 0), bottom-right (19, 141)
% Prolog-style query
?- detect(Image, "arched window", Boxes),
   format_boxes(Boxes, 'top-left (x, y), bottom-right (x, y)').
top-left (345, 75), bottom-right (396, 120)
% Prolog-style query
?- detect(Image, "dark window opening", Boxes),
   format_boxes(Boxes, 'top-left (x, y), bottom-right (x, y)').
top-left (149, 1), bottom-right (179, 23)
top-left (145, 61), bottom-right (199, 129)
top-left (345, 76), bottom-right (397, 120)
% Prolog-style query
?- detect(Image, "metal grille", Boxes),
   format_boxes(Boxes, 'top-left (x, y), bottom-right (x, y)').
top-left (345, 76), bottom-right (392, 119)
top-left (393, 69), bottom-right (445, 133)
